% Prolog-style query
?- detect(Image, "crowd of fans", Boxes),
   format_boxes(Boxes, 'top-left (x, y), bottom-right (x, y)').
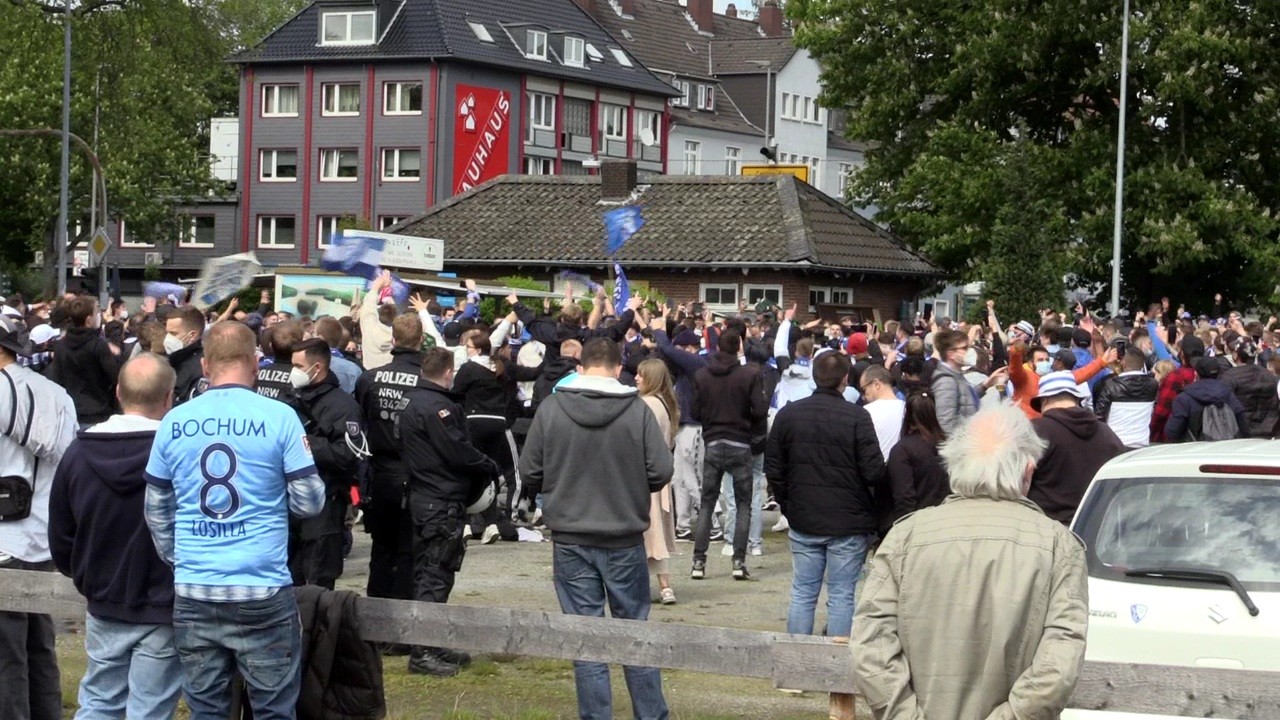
top-left (0, 277), bottom-right (1274, 720)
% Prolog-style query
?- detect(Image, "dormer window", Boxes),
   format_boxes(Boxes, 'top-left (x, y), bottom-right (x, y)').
top-left (564, 36), bottom-right (585, 67)
top-left (525, 29), bottom-right (548, 60)
top-left (697, 84), bottom-right (715, 111)
top-left (671, 79), bottom-right (690, 108)
top-left (322, 10), bottom-right (376, 46)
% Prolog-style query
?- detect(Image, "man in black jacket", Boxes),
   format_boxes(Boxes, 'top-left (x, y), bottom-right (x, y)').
top-left (354, 313), bottom-right (431, 606)
top-left (256, 320), bottom-right (303, 401)
top-left (1031, 371), bottom-right (1126, 524)
top-left (510, 291), bottom-right (641, 363)
top-left (287, 339), bottom-right (368, 590)
top-left (518, 338), bottom-right (674, 720)
top-left (1220, 335), bottom-right (1279, 438)
top-left (1093, 348), bottom-right (1159, 448)
top-left (690, 331), bottom-right (768, 580)
top-left (162, 305), bottom-right (206, 404)
top-left (46, 295), bottom-right (122, 426)
top-left (397, 347), bottom-right (498, 677)
top-left (47, 353), bottom-right (183, 719)
top-left (765, 352), bottom-right (885, 638)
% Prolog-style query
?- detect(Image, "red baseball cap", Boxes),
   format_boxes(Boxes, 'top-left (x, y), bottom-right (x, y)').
top-left (845, 333), bottom-right (869, 356)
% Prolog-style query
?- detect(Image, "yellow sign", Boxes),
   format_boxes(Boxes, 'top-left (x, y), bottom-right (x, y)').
top-left (87, 228), bottom-right (113, 266)
top-left (740, 163), bottom-right (809, 183)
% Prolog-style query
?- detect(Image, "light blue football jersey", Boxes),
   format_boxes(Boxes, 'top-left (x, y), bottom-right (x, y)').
top-left (145, 385), bottom-right (316, 589)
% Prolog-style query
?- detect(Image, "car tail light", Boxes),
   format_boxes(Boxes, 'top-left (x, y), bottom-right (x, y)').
top-left (1199, 464), bottom-right (1280, 476)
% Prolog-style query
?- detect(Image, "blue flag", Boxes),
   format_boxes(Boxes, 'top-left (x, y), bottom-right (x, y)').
top-left (603, 206), bottom-right (644, 256)
top-left (320, 231), bottom-right (385, 281)
top-left (613, 262), bottom-right (629, 317)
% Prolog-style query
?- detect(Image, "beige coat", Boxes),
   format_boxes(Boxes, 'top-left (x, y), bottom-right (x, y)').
top-left (640, 395), bottom-right (676, 564)
top-left (853, 496), bottom-right (1088, 720)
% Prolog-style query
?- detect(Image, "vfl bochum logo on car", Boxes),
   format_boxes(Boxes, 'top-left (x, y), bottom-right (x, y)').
top-left (1130, 604), bottom-right (1148, 624)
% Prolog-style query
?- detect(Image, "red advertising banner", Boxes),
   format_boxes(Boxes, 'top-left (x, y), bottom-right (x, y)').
top-left (453, 84), bottom-right (512, 195)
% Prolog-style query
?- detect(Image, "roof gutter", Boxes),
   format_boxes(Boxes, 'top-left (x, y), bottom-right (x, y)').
top-left (440, 258), bottom-right (943, 277)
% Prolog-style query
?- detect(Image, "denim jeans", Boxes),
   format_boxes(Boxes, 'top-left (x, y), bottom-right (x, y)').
top-left (76, 613), bottom-right (184, 720)
top-left (0, 558), bottom-right (61, 720)
top-left (553, 543), bottom-right (669, 720)
top-left (786, 531), bottom-right (872, 637)
top-left (695, 442), bottom-right (753, 562)
top-left (721, 453), bottom-right (765, 551)
top-left (173, 589), bottom-right (302, 720)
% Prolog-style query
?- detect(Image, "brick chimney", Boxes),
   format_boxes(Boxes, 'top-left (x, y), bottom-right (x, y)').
top-left (688, 0), bottom-right (715, 33)
top-left (570, 0), bottom-right (595, 13)
top-left (758, 0), bottom-right (784, 36)
top-left (725, 3), bottom-right (737, 18)
top-left (601, 160), bottom-right (638, 200)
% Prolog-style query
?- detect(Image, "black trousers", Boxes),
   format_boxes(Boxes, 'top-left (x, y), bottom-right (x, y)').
top-left (410, 494), bottom-right (466, 605)
top-left (366, 464), bottom-right (415, 600)
top-left (289, 494), bottom-right (347, 590)
top-left (0, 558), bottom-right (60, 720)
top-left (466, 416), bottom-right (519, 540)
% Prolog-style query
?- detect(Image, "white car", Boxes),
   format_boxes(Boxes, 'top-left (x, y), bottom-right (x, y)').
top-left (1063, 440), bottom-right (1280, 720)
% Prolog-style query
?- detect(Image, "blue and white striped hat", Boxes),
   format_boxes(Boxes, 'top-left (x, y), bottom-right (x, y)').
top-left (1032, 370), bottom-right (1090, 410)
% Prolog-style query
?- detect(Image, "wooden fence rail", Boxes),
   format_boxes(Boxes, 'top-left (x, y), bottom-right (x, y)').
top-left (2, 569), bottom-right (1278, 718)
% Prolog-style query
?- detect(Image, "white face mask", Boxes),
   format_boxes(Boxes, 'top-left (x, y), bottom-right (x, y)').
top-left (289, 366), bottom-right (314, 389)
top-left (963, 348), bottom-right (978, 367)
top-left (163, 334), bottom-right (185, 354)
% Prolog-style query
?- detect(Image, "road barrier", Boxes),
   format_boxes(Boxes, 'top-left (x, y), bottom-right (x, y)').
top-left (1, 569), bottom-right (1276, 719)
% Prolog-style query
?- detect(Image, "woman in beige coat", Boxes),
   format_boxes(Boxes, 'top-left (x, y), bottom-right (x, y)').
top-left (635, 358), bottom-right (679, 605)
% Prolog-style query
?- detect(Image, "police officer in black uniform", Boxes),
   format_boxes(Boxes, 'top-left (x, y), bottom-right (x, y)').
top-left (354, 313), bottom-right (431, 606)
top-left (286, 338), bottom-right (369, 589)
top-left (397, 346), bottom-right (498, 677)
top-left (255, 320), bottom-right (303, 400)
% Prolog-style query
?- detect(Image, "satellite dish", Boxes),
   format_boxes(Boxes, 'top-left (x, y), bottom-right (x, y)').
top-left (639, 127), bottom-right (656, 147)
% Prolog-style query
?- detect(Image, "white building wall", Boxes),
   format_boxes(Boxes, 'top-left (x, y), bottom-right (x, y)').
top-left (668, 123), bottom-right (762, 176)
top-left (770, 50), bottom-right (828, 190)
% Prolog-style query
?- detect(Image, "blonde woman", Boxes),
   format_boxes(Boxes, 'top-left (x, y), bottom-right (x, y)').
top-left (635, 358), bottom-right (679, 605)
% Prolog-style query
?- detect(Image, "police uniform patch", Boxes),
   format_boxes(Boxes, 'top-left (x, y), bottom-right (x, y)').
top-left (437, 408), bottom-right (451, 419)
top-left (346, 421), bottom-right (361, 437)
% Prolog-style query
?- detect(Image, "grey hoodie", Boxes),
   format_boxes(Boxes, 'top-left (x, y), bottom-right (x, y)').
top-left (519, 374), bottom-right (674, 548)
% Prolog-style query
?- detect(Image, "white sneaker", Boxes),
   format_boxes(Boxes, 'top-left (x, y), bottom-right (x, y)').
top-left (462, 524), bottom-right (472, 539)
top-left (480, 525), bottom-right (500, 545)
top-left (750, 546), bottom-right (763, 557)
top-left (771, 515), bottom-right (789, 532)
top-left (720, 543), bottom-right (734, 557)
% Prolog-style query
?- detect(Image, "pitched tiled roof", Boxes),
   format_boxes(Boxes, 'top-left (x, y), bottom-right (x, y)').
top-left (393, 174), bottom-right (939, 276)
top-left (709, 36), bottom-right (797, 75)
top-left (672, 90), bottom-right (761, 136)
top-left (232, 0), bottom-right (678, 97)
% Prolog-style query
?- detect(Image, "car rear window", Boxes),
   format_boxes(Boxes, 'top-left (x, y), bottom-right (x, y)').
top-left (1076, 477), bottom-right (1280, 592)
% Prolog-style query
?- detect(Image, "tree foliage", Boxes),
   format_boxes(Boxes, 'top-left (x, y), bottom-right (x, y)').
top-left (0, 0), bottom-right (306, 294)
top-left (790, 0), bottom-right (1280, 313)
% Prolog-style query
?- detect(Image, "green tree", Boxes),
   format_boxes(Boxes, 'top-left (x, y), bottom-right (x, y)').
top-left (790, 0), bottom-right (1280, 314)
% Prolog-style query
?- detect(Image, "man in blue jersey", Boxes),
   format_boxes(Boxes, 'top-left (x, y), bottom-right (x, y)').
top-left (144, 321), bottom-right (324, 720)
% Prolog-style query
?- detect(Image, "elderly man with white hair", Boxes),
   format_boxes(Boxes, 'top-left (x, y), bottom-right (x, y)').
top-left (852, 404), bottom-right (1088, 720)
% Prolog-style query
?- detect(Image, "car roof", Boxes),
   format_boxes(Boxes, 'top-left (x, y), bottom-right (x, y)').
top-left (1094, 440), bottom-right (1280, 480)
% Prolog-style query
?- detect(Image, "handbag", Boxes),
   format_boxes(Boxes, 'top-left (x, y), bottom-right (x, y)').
top-left (0, 369), bottom-right (37, 522)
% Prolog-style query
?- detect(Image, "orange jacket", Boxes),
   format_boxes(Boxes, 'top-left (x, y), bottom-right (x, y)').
top-left (1008, 346), bottom-right (1108, 419)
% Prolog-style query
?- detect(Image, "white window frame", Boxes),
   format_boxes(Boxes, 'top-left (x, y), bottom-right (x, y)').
top-left (837, 162), bottom-right (853, 197)
top-left (563, 36), bottom-right (585, 67)
top-left (525, 29), bottom-right (548, 60)
top-left (316, 215), bottom-right (355, 249)
top-left (118, 220), bottom-right (153, 248)
top-left (321, 83), bottom-right (361, 117)
top-left (724, 146), bottom-right (741, 175)
top-left (609, 47), bottom-right (633, 67)
top-left (257, 216), bottom-right (296, 248)
top-left (259, 149), bottom-right (297, 182)
top-left (809, 286), bottom-right (830, 312)
top-left (380, 147), bottom-right (421, 181)
top-left (635, 109), bottom-right (661, 146)
top-left (523, 156), bottom-right (554, 175)
top-left (383, 81), bottom-right (423, 115)
top-left (180, 216), bottom-right (216, 248)
top-left (743, 284), bottom-right (783, 307)
top-left (601, 104), bottom-right (627, 141)
top-left (682, 140), bottom-right (701, 175)
top-left (321, 10), bottom-right (376, 46)
top-left (830, 287), bottom-right (854, 305)
top-left (780, 92), bottom-right (792, 119)
top-left (261, 84), bottom-right (300, 117)
top-left (671, 80), bottom-right (690, 108)
top-left (319, 148), bottom-right (359, 182)
top-left (808, 157), bottom-right (821, 189)
top-left (697, 84), bottom-right (715, 111)
top-left (468, 20), bottom-right (493, 43)
top-left (528, 92), bottom-right (556, 131)
top-left (699, 283), bottom-right (738, 311)
top-left (379, 216), bottom-right (407, 230)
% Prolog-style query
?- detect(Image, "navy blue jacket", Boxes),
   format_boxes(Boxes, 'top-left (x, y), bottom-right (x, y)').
top-left (655, 330), bottom-right (708, 428)
top-left (48, 419), bottom-right (174, 625)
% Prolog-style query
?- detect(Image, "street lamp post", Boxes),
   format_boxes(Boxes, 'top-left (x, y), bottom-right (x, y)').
top-left (747, 60), bottom-right (774, 162)
top-left (57, 0), bottom-right (72, 297)
top-left (1110, 0), bottom-right (1131, 317)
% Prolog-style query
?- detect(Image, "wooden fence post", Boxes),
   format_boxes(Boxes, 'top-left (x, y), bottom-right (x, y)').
top-left (828, 636), bottom-right (857, 720)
